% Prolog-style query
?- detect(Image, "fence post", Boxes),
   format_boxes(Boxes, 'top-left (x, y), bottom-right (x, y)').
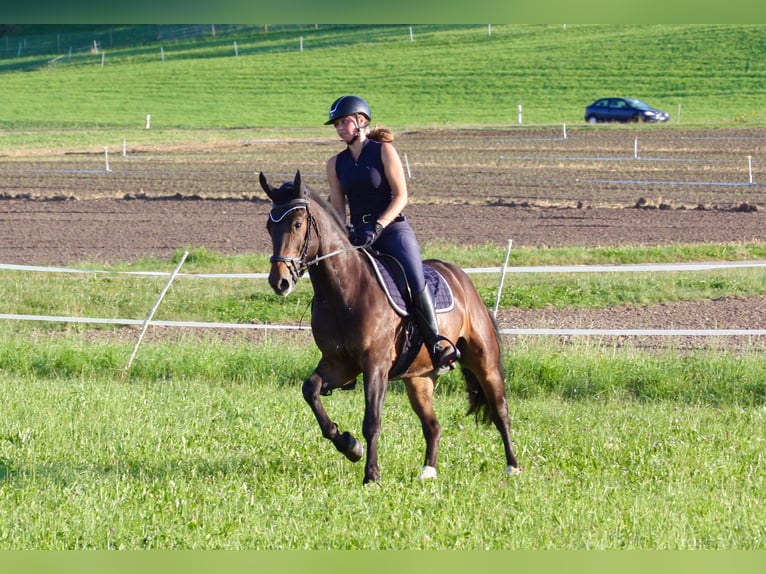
top-left (493, 239), bottom-right (513, 319)
top-left (123, 251), bottom-right (189, 375)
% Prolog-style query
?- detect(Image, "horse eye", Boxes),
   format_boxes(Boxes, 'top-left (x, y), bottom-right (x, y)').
top-left (293, 221), bottom-right (303, 230)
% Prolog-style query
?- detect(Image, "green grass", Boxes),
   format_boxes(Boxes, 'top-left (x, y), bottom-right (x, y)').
top-left (2, 24), bottom-right (766, 144)
top-left (1, 368), bottom-right (764, 549)
top-left (1, 240), bottom-right (765, 548)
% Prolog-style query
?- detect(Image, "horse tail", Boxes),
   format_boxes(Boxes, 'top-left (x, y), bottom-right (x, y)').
top-left (463, 367), bottom-right (490, 424)
top-left (463, 311), bottom-right (505, 425)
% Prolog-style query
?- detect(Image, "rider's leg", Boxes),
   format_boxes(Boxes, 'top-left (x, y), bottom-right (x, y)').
top-left (374, 221), bottom-right (459, 371)
top-left (412, 284), bottom-right (459, 370)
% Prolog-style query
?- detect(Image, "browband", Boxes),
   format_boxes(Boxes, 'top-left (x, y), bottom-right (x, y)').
top-left (269, 198), bottom-right (309, 223)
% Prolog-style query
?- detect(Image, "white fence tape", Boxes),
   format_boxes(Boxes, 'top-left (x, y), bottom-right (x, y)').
top-left (1, 313), bottom-right (763, 336)
top-left (4, 259), bottom-right (766, 277)
top-left (2, 259), bottom-right (766, 337)
top-left (0, 312), bottom-right (302, 331)
top-left (499, 328), bottom-right (766, 336)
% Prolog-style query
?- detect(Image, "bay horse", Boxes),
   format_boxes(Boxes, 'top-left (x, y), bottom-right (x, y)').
top-left (260, 171), bottom-right (520, 484)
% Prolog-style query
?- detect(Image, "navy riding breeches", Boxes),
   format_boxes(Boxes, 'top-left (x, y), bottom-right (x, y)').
top-left (370, 219), bottom-right (426, 294)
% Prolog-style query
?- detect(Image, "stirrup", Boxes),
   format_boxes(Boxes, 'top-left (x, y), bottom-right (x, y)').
top-left (430, 336), bottom-right (460, 374)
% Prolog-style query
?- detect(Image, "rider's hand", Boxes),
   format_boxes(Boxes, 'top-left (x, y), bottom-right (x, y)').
top-left (352, 222), bottom-right (383, 247)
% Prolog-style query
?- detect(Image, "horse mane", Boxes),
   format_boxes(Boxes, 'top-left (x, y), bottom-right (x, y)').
top-left (305, 186), bottom-right (348, 240)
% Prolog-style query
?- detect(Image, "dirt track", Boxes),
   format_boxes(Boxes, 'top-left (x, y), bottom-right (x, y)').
top-left (2, 127), bottom-right (765, 350)
top-left (1, 197), bottom-right (765, 266)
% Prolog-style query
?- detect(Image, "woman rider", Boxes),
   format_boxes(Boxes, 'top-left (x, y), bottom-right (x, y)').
top-left (324, 95), bottom-right (459, 373)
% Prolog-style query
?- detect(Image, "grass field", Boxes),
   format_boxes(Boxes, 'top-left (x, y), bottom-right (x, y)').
top-left (1, 339), bottom-right (765, 549)
top-left (1, 243), bottom-right (765, 549)
top-left (2, 24), bottom-right (766, 137)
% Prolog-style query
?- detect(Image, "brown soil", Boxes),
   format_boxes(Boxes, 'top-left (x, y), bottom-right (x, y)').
top-left (2, 127), bottom-right (765, 350)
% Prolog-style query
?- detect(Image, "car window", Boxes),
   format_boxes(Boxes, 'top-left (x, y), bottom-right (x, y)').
top-left (628, 98), bottom-right (650, 110)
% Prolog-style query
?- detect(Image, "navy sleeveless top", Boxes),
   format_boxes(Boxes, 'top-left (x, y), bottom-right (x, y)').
top-left (335, 139), bottom-right (394, 223)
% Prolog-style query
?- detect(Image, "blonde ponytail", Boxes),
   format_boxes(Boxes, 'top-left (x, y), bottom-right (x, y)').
top-left (367, 125), bottom-right (395, 143)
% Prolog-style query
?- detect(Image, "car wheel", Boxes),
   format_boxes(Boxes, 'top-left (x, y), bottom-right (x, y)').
top-left (586, 116), bottom-right (598, 124)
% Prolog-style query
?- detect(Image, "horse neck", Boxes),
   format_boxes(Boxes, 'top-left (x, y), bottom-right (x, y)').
top-left (308, 207), bottom-right (367, 302)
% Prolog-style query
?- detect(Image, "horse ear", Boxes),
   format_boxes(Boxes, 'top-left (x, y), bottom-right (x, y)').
top-left (293, 170), bottom-right (307, 197)
top-left (259, 172), bottom-right (277, 201)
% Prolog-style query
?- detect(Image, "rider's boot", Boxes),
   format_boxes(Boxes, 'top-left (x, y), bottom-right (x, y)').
top-left (412, 285), bottom-right (460, 374)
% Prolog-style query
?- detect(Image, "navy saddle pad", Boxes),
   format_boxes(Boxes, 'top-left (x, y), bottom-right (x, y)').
top-left (363, 251), bottom-right (455, 317)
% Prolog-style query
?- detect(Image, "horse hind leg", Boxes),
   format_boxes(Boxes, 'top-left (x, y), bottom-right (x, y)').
top-left (462, 366), bottom-right (521, 476)
top-left (403, 375), bottom-right (441, 480)
top-left (302, 371), bottom-right (364, 463)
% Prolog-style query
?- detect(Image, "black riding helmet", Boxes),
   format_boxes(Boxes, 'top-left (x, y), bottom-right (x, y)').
top-left (324, 95), bottom-right (371, 125)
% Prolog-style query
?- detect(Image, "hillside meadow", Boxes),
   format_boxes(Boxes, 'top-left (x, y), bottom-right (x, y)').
top-left (1, 23), bottom-right (765, 140)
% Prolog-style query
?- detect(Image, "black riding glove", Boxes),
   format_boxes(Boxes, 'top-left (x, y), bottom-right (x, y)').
top-left (346, 224), bottom-right (357, 244)
top-left (353, 222), bottom-right (383, 248)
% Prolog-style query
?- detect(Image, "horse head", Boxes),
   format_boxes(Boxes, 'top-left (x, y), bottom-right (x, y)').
top-left (260, 171), bottom-right (315, 296)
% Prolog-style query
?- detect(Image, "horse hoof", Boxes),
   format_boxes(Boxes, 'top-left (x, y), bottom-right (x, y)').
top-left (506, 465), bottom-right (522, 476)
top-left (418, 465), bottom-right (437, 480)
top-left (338, 431), bottom-right (364, 462)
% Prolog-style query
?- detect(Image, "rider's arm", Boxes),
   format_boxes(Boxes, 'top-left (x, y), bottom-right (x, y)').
top-left (378, 142), bottom-right (408, 228)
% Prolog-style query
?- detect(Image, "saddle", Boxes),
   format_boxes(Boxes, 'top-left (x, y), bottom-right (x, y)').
top-left (321, 251), bottom-right (456, 393)
top-left (362, 250), bottom-right (455, 316)
top-left (362, 250), bottom-right (455, 379)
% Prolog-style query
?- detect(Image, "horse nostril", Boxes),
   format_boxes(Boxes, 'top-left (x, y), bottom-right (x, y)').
top-left (270, 276), bottom-right (292, 296)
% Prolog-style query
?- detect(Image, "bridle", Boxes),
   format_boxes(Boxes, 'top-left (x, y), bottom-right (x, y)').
top-left (269, 195), bottom-right (366, 283)
top-left (269, 197), bottom-right (318, 284)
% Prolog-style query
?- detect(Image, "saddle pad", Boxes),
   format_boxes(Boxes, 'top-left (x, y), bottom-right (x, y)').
top-left (364, 251), bottom-right (455, 317)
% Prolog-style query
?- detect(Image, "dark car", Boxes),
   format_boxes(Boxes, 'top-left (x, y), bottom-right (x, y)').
top-left (584, 97), bottom-right (670, 123)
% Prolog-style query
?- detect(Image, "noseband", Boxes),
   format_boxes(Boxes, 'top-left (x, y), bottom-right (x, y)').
top-left (269, 198), bottom-right (319, 283)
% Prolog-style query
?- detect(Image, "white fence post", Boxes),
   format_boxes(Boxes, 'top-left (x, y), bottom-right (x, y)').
top-left (493, 239), bottom-right (513, 319)
top-left (123, 251), bottom-right (189, 374)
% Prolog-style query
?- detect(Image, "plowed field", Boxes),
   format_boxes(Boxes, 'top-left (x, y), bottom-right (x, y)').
top-left (2, 127), bottom-right (765, 349)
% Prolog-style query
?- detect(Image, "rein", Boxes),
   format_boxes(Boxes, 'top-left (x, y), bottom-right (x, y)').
top-left (269, 197), bottom-right (363, 280)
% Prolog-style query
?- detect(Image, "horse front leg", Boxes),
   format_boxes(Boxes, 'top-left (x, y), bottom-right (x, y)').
top-left (302, 371), bottom-right (364, 463)
top-left (361, 366), bottom-right (390, 484)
